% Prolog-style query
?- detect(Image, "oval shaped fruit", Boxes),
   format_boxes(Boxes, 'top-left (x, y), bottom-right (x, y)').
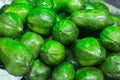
top-left (3, 3), bottom-right (32, 22)
top-left (52, 62), bottom-right (75, 80)
top-left (20, 32), bottom-right (44, 59)
top-left (27, 7), bottom-right (56, 36)
top-left (71, 9), bottom-right (113, 30)
top-left (40, 40), bottom-right (65, 66)
top-left (0, 38), bottom-right (33, 76)
top-left (74, 37), bottom-right (106, 66)
top-left (0, 12), bottom-right (23, 37)
top-left (100, 26), bottom-right (120, 52)
top-left (75, 67), bottom-right (104, 80)
top-left (53, 19), bottom-right (79, 45)
top-left (61, 0), bottom-right (84, 13)
top-left (25, 60), bottom-right (51, 80)
top-left (100, 53), bottom-right (120, 79)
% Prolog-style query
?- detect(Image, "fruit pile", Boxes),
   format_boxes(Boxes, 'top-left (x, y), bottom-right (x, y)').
top-left (0, 0), bottom-right (120, 80)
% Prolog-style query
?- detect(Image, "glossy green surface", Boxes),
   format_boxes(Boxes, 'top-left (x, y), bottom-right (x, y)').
top-left (100, 26), bottom-right (120, 52)
top-left (53, 19), bottom-right (79, 45)
top-left (3, 3), bottom-right (32, 22)
top-left (0, 12), bottom-right (23, 37)
top-left (71, 8), bottom-right (113, 30)
top-left (25, 60), bottom-right (51, 80)
top-left (20, 32), bottom-right (44, 59)
top-left (28, 0), bottom-right (53, 8)
top-left (84, 2), bottom-right (109, 11)
top-left (0, 38), bottom-right (33, 76)
top-left (12, 0), bottom-right (30, 4)
top-left (75, 67), bottom-right (104, 80)
top-left (40, 40), bottom-right (65, 66)
top-left (27, 7), bottom-right (56, 36)
top-left (84, 2), bottom-right (96, 10)
top-left (52, 62), bottom-right (75, 80)
top-left (61, 0), bottom-right (84, 13)
top-left (36, 0), bottom-right (53, 8)
top-left (100, 53), bottom-right (120, 79)
top-left (74, 37), bottom-right (106, 66)
top-left (53, 0), bottom-right (62, 13)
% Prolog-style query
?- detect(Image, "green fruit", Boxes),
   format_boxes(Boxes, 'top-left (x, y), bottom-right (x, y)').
top-left (0, 12), bottom-right (23, 37)
top-left (53, 19), bottom-right (79, 45)
top-left (84, 2), bottom-right (109, 11)
top-left (71, 8), bottom-right (113, 30)
top-left (3, 3), bottom-right (32, 22)
top-left (36, 0), bottom-right (53, 8)
top-left (20, 32), bottom-right (44, 59)
top-left (75, 67), bottom-right (104, 80)
top-left (74, 37), bottom-right (106, 66)
top-left (29, 0), bottom-right (53, 8)
top-left (53, 0), bottom-right (62, 13)
top-left (100, 26), bottom-right (120, 52)
top-left (52, 62), bottom-right (75, 80)
top-left (93, 2), bottom-right (109, 11)
top-left (100, 53), bottom-right (120, 79)
top-left (25, 60), bottom-right (51, 80)
top-left (12, 0), bottom-right (30, 4)
top-left (27, 7), bottom-right (56, 36)
top-left (84, 2), bottom-right (96, 10)
top-left (61, 0), bottom-right (84, 13)
top-left (40, 40), bottom-right (65, 66)
top-left (0, 38), bottom-right (33, 76)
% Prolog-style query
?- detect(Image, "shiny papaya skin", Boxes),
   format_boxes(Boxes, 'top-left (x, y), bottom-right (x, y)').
top-left (100, 53), bottom-right (120, 79)
top-left (27, 7), bottom-right (56, 36)
top-left (11, 0), bottom-right (30, 5)
top-left (100, 26), bottom-right (120, 52)
top-left (0, 38), bottom-right (33, 76)
top-left (75, 67), bottom-right (104, 80)
top-left (25, 60), bottom-right (51, 80)
top-left (28, 0), bottom-right (53, 8)
top-left (40, 40), bottom-right (65, 66)
top-left (53, 0), bottom-right (62, 13)
top-left (53, 19), bottom-right (79, 45)
top-left (52, 62), bottom-right (75, 80)
top-left (20, 32), bottom-right (44, 59)
top-left (71, 8), bottom-right (113, 30)
top-left (0, 12), bottom-right (23, 37)
top-left (3, 3), bottom-right (32, 22)
top-left (61, 0), bottom-right (84, 13)
top-left (74, 37), bottom-right (106, 66)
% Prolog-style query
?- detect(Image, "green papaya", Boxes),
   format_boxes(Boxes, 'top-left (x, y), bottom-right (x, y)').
top-left (0, 38), bottom-right (33, 76)
top-left (20, 32), bottom-right (44, 59)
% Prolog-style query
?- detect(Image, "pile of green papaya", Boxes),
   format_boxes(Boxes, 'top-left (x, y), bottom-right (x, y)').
top-left (0, 0), bottom-right (120, 80)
